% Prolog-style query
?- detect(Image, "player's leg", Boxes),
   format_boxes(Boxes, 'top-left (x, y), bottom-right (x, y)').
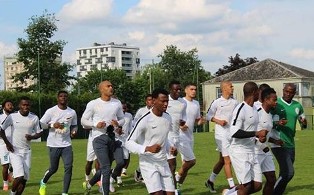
top-left (9, 152), bottom-right (24, 195)
top-left (61, 146), bottom-right (73, 194)
top-left (176, 140), bottom-right (196, 185)
top-left (205, 152), bottom-right (223, 193)
top-left (93, 134), bottom-right (114, 194)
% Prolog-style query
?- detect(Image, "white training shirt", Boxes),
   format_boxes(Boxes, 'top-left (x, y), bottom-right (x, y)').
top-left (125, 110), bottom-right (172, 164)
top-left (167, 96), bottom-right (187, 138)
top-left (206, 96), bottom-right (238, 137)
top-left (81, 97), bottom-right (125, 139)
top-left (40, 105), bottom-right (78, 147)
top-left (268, 114), bottom-right (281, 148)
top-left (229, 102), bottom-right (259, 153)
top-left (0, 111), bottom-right (42, 152)
top-left (255, 107), bottom-right (273, 154)
top-left (253, 101), bottom-right (262, 110)
top-left (116, 112), bottom-right (133, 143)
top-left (180, 97), bottom-right (201, 141)
top-left (132, 106), bottom-right (151, 127)
top-left (0, 111), bottom-right (12, 145)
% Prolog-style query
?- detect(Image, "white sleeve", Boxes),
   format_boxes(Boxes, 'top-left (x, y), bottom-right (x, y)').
top-left (230, 106), bottom-right (244, 136)
top-left (181, 102), bottom-right (187, 122)
top-left (117, 102), bottom-right (125, 126)
top-left (206, 100), bottom-right (217, 121)
top-left (125, 119), bottom-right (146, 155)
top-left (0, 115), bottom-right (13, 131)
top-left (40, 109), bottom-right (52, 125)
top-left (81, 101), bottom-right (95, 128)
top-left (34, 116), bottom-right (43, 133)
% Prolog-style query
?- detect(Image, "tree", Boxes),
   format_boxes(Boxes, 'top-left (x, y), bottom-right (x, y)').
top-left (157, 45), bottom-right (211, 100)
top-left (215, 53), bottom-right (258, 76)
top-left (13, 10), bottom-right (75, 92)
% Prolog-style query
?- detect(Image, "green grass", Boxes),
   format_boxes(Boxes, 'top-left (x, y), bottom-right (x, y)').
top-left (1, 130), bottom-right (314, 195)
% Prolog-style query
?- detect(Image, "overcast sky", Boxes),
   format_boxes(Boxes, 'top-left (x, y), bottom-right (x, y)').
top-left (1, 0), bottom-right (314, 89)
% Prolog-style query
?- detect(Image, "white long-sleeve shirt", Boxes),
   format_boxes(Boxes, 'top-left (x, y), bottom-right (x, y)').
top-left (125, 110), bottom-right (172, 164)
top-left (81, 97), bottom-right (125, 139)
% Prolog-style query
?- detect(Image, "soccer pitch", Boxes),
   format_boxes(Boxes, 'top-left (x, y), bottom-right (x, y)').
top-left (2, 130), bottom-right (314, 195)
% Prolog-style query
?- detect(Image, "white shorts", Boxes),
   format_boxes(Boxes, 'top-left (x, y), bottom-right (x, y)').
top-left (215, 134), bottom-right (230, 157)
top-left (178, 139), bottom-right (195, 161)
top-left (166, 136), bottom-right (179, 160)
top-left (256, 152), bottom-right (275, 173)
top-left (86, 138), bottom-right (96, 161)
top-left (229, 152), bottom-right (262, 184)
top-left (10, 150), bottom-right (31, 180)
top-left (140, 159), bottom-right (175, 193)
top-left (0, 145), bottom-right (10, 165)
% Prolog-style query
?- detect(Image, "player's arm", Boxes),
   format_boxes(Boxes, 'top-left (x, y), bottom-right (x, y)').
top-left (70, 112), bottom-right (78, 138)
top-left (40, 109), bottom-right (52, 129)
top-left (0, 116), bottom-right (14, 152)
top-left (25, 117), bottom-right (43, 141)
top-left (81, 101), bottom-right (95, 128)
top-left (125, 120), bottom-right (147, 154)
top-left (268, 137), bottom-right (284, 146)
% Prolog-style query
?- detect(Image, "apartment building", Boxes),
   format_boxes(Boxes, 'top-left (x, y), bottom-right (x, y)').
top-left (76, 42), bottom-right (140, 78)
top-left (3, 56), bottom-right (35, 90)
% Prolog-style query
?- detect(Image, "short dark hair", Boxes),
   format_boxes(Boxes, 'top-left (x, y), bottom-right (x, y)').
top-left (2, 100), bottom-right (13, 108)
top-left (58, 90), bottom-right (68, 96)
top-left (19, 96), bottom-right (30, 103)
top-left (243, 82), bottom-right (258, 97)
top-left (145, 94), bottom-right (152, 100)
top-left (185, 83), bottom-right (197, 89)
top-left (258, 83), bottom-right (270, 92)
top-left (168, 80), bottom-right (181, 89)
top-left (261, 87), bottom-right (276, 102)
top-left (152, 89), bottom-right (169, 99)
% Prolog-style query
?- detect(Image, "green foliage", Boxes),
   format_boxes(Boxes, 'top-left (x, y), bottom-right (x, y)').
top-left (13, 10), bottom-right (75, 92)
top-left (215, 53), bottom-right (259, 76)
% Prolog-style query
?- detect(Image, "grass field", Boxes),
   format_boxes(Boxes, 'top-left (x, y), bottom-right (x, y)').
top-left (1, 130), bottom-right (314, 195)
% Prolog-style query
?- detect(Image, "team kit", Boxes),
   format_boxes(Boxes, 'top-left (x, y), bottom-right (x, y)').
top-left (0, 80), bottom-right (306, 195)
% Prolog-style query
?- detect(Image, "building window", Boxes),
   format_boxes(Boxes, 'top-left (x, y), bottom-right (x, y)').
top-left (216, 87), bottom-right (222, 99)
top-left (106, 57), bottom-right (115, 63)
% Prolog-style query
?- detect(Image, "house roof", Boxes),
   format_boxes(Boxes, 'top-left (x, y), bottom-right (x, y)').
top-left (204, 58), bottom-right (314, 84)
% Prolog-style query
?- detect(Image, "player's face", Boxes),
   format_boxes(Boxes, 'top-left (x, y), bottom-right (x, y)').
top-left (57, 92), bottom-right (68, 105)
top-left (223, 82), bottom-right (234, 95)
top-left (4, 102), bottom-right (14, 114)
top-left (266, 93), bottom-right (277, 109)
top-left (153, 94), bottom-right (169, 113)
top-left (170, 84), bottom-right (181, 100)
top-left (185, 85), bottom-right (197, 98)
top-left (19, 100), bottom-right (30, 116)
top-left (283, 86), bottom-right (296, 102)
top-left (100, 81), bottom-right (114, 97)
top-left (146, 97), bottom-right (153, 108)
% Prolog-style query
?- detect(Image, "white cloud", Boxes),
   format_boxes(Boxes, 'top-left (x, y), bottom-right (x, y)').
top-left (128, 31), bottom-right (146, 41)
top-left (289, 48), bottom-right (314, 60)
top-left (58, 0), bottom-right (113, 25)
top-left (0, 42), bottom-right (17, 57)
top-left (123, 0), bottom-right (229, 26)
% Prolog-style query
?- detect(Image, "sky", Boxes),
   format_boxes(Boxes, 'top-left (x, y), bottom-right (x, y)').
top-left (1, 0), bottom-right (314, 89)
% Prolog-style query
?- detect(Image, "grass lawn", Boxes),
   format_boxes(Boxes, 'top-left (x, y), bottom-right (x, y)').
top-left (1, 130), bottom-right (314, 195)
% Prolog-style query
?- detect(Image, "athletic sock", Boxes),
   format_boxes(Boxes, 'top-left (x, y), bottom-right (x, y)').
top-left (175, 173), bottom-right (181, 183)
top-left (3, 180), bottom-right (8, 185)
top-left (10, 191), bottom-right (16, 195)
top-left (227, 178), bottom-right (235, 188)
top-left (209, 172), bottom-right (217, 182)
top-left (85, 174), bottom-right (90, 181)
top-left (122, 168), bottom-right (127, 173)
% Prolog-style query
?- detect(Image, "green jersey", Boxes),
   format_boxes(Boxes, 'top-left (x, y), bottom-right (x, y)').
top-left (272, 97), bottom-right (304, 148)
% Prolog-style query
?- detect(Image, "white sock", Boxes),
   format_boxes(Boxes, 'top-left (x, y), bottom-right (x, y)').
top-left (10, 191), bottom-right (16, 195)
top-left (122, 168), bottom-right (127, 173)
top-left (85, 174), bottom-right (90, 181)
top-left (227, 178), bottom-right (235, 188)
top-left (175, 173), bottom-right (181, 182)
top-left (3, 180), bottom-right (8, 185)
top-left (225, 186), bottom-right (237, 195)
top-left (117, 176), bottom-right (122, 183)
top-left (110, 176), bottom-right (115, 183)
top-left (209, 172), bottom-right (217, 182)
